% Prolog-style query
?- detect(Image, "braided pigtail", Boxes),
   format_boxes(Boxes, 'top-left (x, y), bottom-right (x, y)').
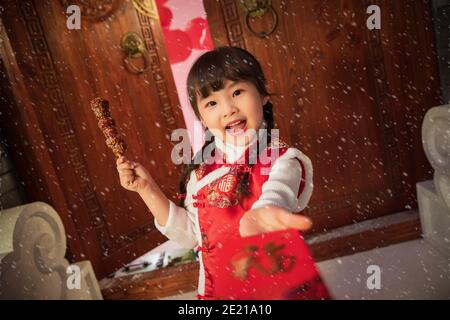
top-left (235, 101), bottom-right (275, 208)
top-left (178, 130), bottom-right (215, 207)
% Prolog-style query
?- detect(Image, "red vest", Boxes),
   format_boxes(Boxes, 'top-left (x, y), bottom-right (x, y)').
top-left (192, 142), bottom-right (330, 300)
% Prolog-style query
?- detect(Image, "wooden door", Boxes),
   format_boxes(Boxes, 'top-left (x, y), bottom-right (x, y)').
top-left (0, 0), bottom-right (185, 278)
top-left (204, 0), bottom-right (441, 234)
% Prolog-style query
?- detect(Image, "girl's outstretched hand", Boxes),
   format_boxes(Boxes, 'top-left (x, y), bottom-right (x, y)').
top-left (116, 156), bottom-right (155, 194)
top-left (239, 205), bottom-right (313, 237)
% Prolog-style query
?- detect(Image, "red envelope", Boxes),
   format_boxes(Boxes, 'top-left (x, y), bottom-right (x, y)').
top-left (213, 229), bottom-right (331, 300)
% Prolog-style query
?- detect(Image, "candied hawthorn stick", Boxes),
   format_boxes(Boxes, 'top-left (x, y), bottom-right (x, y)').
top-left (90, 97), bottom-right (127, 158)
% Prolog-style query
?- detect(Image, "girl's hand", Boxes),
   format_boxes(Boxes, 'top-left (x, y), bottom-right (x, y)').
top-left (116, 156), bottom-right (155, 194)
top-left (239, 205), bottom-right (312, 237)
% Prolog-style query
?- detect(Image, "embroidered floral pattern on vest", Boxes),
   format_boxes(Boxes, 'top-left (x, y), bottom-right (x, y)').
top-left (199, 164), bottom-right (252, 209)
top-left (193, 139), bottom-right (289, 209)
top-left (195, 163), bottom-right (207, 180)
top-left (268, 138), bottom-right (289, 149)
top-left (203, 176), bottom-right (239, 209)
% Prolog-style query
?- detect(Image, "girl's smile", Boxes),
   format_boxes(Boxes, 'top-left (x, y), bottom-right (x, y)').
top-left (225, 119), bottom-right (247, 136)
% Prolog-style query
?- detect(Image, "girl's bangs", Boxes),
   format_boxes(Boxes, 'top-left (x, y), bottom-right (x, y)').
top-left (187, 46), bottom-right (267, 107)
top-left (194, 63), bottom-right (243, 100)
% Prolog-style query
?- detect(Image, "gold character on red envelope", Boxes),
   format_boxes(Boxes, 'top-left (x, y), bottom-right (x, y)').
top-left (230, 241), bottom-right (296, 280)
top-left (213, 229), bottom-right (331, 300)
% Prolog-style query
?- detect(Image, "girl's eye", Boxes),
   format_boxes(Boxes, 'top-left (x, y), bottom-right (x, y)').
top-left (205, 101), bottom-right (216, 108)
top-left (233, 89), bottom-right (243, 97)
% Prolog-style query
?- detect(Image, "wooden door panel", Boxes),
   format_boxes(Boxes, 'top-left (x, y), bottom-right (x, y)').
top-left (1, 0), bottom-right (442, 279)
top-left (0, 0), bottom-right (185, 278)
top-left (204, 0), bottom-right (441, 233)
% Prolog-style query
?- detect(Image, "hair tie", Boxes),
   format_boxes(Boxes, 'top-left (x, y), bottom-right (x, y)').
top-left (261, 119), bottom-right (268, 129)
top-left (176, 193), bottom-right (186, 199)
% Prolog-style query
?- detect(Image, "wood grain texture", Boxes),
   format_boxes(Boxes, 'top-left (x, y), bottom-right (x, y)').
top-left (0, 0), bottom-right (441, 281)
top-left (0, 0), bottom-right (185, 278)
top-left (100, 262), bottom-right (200, 300)
top-left (204, 0), bottom-right (441, 234)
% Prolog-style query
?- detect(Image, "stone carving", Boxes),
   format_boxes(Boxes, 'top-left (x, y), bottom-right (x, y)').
top-left (417, 104), bottom-right (450, 258)
top-left (0, 202), bottom-right (102, 299)
top-left (422, 105), bottom-right (450, 209)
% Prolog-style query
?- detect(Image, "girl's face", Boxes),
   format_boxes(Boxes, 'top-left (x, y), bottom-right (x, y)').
top-left (197, 79), bottom-right (269, 146)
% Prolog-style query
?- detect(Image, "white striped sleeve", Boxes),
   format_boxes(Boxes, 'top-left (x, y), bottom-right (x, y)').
top-left (251, 148), bottom-right (314, 213)
top-left (153, 200), bottom-right (198, 249)
top-left (153, 170), bottom-right (199, 249)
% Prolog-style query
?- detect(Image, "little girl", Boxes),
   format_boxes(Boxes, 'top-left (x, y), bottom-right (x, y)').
top-left (116, 46), bottom-right (328, 300)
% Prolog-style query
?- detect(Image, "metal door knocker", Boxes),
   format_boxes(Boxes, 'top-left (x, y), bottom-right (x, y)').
top-left (240, 0), bottom-right (278, 38)
top-left (121, 32), bottom-right (150, 75)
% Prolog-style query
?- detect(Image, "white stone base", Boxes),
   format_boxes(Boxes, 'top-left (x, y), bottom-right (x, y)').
top-left (417, 180), bottom-right (450, 259)
top-left (317, 239), bottom-right (450, 299)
